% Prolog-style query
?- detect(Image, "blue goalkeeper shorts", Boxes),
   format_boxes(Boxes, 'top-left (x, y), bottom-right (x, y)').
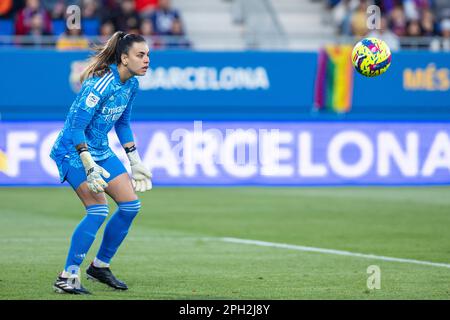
top-left (61, 155), bottom-right (128, 191)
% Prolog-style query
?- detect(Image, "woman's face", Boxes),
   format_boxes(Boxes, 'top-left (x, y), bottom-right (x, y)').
top-left (122, 41), bottom-right (150, 76)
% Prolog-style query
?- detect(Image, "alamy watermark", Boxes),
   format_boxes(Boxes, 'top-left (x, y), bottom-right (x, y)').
top-left (168, 121), bottom-right (283, 169)
top-left (367, 5), bottom-right (381, 30)
top-left (66, 265), bottom-right (81, 289)
top-left (366, 265), bottom-right (381, 290)
top-left (66, 5), bottom-right (81, 30)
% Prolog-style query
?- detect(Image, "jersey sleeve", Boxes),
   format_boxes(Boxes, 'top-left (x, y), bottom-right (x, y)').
top-left (77, 74), bottom-right (113, 114)
top-left (114, 80), bottom-right (138, 145)
top-left (70, 74), bottom-right (113, 146)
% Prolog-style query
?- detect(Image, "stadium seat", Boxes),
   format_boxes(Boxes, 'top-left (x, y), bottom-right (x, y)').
top-left (52, 19), bottom-right (66, 36)
top-left (52, 19), bottom-right (99, 36)
top-left (82, 19), bottom-right (99, 36)
top-left (0, 19), bottom-right (13, 35)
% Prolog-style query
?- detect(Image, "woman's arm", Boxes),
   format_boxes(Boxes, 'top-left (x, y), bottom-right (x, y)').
top-left (70, 77), bottom-right (112, 193)
top-left (71, 80), bottom-right (108, 150)
top-left (115, 81), bottom-right (152, 192)
top-left (114, 86), bottom-right (136, 146)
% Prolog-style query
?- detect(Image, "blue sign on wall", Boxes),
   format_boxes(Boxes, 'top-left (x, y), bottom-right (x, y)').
top-left (352, 51), bottom-right (450, 113)
top-left (0, 121), bottom-right (449, 186)
top-left (0, 49), bottom-right (448, 120)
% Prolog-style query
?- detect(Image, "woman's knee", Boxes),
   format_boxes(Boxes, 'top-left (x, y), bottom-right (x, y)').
top-left (105, 173), bottom-right (138, 203)
top-left (117, 199), bottom-right (141, 218)
top-left (75, 182), bottom-right (108, 207)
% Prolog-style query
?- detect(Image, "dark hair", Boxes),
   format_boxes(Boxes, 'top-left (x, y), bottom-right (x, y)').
top-left (80, 31), bottom-right (146, 83)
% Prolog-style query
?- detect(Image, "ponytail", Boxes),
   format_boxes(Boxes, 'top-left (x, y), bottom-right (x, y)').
top-left (80, 31), bottom-right (126, 83)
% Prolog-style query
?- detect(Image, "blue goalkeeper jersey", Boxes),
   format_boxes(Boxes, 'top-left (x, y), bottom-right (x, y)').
top-left (50, 63), bottom-right (138, 181)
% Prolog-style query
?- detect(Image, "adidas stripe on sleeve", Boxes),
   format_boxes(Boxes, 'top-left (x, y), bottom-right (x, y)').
top-left (70, 73), bottom-right (114, 146)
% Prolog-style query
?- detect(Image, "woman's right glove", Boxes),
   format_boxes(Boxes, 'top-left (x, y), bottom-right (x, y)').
top-left (79, 151), bottom-right (110, 193)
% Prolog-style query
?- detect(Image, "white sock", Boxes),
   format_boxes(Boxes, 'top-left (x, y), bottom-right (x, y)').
top-left (61, 270), bottom-right (79, 278)
top-left (93, 257), bottom-right (110, 268)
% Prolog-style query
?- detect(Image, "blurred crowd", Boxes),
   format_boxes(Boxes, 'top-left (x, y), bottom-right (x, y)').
top-left (0, 0), bottom-right (190, 49)
top-left (327, 0), bottom-right (450, 50)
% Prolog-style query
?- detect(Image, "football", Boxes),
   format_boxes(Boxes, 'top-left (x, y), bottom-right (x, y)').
top-left (352, 37), bottom-right (392, 77)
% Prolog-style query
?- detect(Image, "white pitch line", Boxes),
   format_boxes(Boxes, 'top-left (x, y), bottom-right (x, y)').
top-left (221, 237), bottom-right (450, 269)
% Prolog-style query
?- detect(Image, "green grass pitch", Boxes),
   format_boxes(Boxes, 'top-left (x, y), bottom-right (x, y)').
top-left (0, 187), bottom-right (449, 300)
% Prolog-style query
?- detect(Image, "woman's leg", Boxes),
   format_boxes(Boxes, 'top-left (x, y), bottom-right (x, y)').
top-left (84, 172), bottom-right (139, 290)
top-left (63, 181), bottom-right (108, 275)
top-left (54, 166), bottom-right (109, 294)
top-left (94, 172), bottom-right (140, 266)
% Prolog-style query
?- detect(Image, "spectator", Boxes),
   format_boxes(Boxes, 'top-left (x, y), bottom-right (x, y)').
top-left (402, 19), bottom-right (429, 49)
top-left (403, 0), bottom-right (420, 20)
top-left (327, 0), bottom-right (342, 8)
top-left (406, 19), bottom-right (422, 36)
top-left (0, 0), bottom-right (13, 18)
top-left (413, 0), bottom-right (431, 11)
top-left (351, 0), bottom-right (369, 37)
top-left (330, 0), bottom-right (448, 49)
top-left (1, 0), bottom-right (25, 19)
top-left (81, 0), bottom-right (99, 19)
top-left (165, 19), bottom-right (190, 48)
top-left (29, 10), bottom-right (52, 35)
top-left (431, 18), bottom-right (450, 51)
top-left (15, 0), bottom-right (52, 36)
top-left (49, 1), bottom-right (66, 19)
top-left (140, 17), bottom-right (164, 48)
top-left (140, 18), bottom-right (154, 36)
top-left (113, 0), bottom-right (141, 34)
top-left (102, 0), bottom-right (120, 10)
top-left (420, 9), bottom-right (437, 36)
top-left (148, 0), bottom-right (181, 35)
top-left (332, 0), bottom-right (359, 35)
top-left (367, 16), bottom-right (400, 51)
top-left (56, 26), bottom-right (89, 50)
top-left (7, 0), bottom-right (25, 18)
top-left (440, 18), bottom-right (450, 51)
top-left (41, 0), bottom-right (80, 19)
top-left (389, 4), bottom-right (407, 36)
top-left (17, 10), bottom-right (53, 47)
top-left (406, 20), bottom-right (422, 38)
top-left (374, 0), bottom-right (398, 14)
top-left (135, 0), bottom-right (159, 16)
top-left (99, 20), bottom-right (115, 39)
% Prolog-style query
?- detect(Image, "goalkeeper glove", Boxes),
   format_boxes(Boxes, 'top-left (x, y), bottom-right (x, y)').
top-left (126, 148), bottom-right (152, 192)
top-left (79, 150), bottom-right (110, 193)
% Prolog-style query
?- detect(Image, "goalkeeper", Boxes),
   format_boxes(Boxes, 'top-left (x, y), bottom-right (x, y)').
top-left (50, 32), bottom-right (152, 295)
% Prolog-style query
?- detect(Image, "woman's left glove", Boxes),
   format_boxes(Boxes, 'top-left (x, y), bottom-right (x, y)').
top-left (127, 149), bottom-right (152, 192)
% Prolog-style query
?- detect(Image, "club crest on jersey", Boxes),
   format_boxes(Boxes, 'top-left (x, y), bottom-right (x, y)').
top-left (86, 92), bottom-right (100, 108)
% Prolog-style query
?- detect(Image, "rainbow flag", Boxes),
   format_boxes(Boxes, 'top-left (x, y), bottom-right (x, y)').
top-left (314, 45), bottom-right (354, 113)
